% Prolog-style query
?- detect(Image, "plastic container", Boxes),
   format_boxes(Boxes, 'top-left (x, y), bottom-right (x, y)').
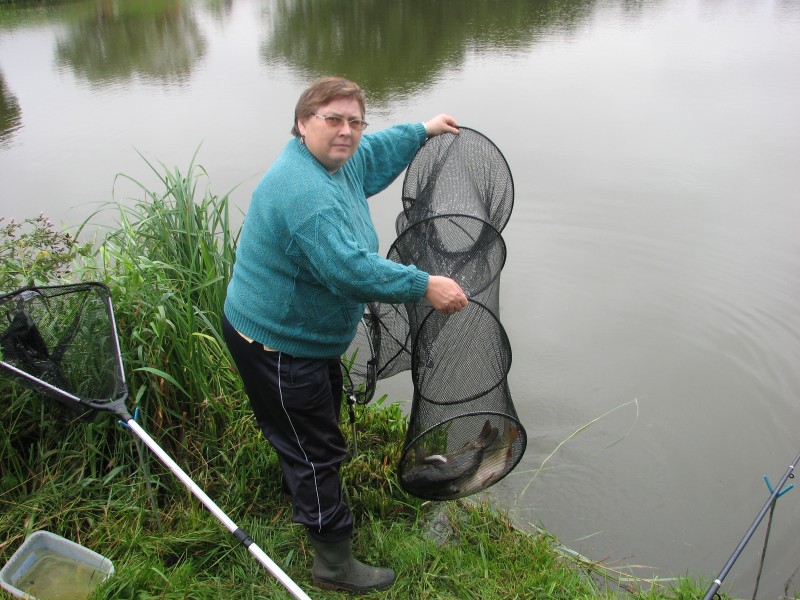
top-left (0, 531), bottom-right (114, 600)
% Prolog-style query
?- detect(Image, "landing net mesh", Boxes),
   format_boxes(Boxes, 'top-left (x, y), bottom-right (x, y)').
top-left (0, 282), bottom-right (127, 413)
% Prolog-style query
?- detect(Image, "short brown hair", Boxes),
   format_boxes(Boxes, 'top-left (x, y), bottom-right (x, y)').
top-left (291, 76), bottom-right (366, 137)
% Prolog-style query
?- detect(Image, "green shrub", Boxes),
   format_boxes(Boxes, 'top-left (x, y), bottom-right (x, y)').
top-left (0, 213), bottom-right (93, 291)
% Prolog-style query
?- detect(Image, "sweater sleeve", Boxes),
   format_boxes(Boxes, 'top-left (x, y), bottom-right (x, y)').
top-left (357, 123), bottom-right (427, 197)
top-left (288, 206), bottom-right (429, 304)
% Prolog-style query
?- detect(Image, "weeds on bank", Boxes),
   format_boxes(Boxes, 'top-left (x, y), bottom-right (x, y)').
top-left (1, 400), bottom-right (713, 599)
top-left (0, 213), bottom-right (93, 290)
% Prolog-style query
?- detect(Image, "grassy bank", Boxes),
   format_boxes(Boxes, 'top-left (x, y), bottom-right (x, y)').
top-left (0, 397), bottom-right (710, 600)
top-left (0, 158), bottom-right (719, 599)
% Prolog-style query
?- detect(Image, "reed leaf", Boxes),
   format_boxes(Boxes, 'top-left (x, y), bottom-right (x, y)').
top-left (96, 150), bottom-right (243, 463)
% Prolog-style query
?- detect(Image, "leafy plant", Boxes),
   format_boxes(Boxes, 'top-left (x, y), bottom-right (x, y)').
top-left (0, 214), bottom-right (93, 291)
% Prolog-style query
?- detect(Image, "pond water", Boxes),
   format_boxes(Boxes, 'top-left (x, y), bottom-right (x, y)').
top-left (2, 0), bottom-right (800, 597)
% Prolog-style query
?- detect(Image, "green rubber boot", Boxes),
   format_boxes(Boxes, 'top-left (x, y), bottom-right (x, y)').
top-left (309, 536), bottom-right (396, 594)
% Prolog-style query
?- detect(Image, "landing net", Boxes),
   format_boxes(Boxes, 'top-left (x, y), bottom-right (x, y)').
top-left (0, 281), bottom-right (310, 599)
top-left (0, 282), bottom-right (129, 417)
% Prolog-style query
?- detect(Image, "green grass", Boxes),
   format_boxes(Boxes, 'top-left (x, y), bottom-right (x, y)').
top-left (0, 398), bottom-right (717, 600)
top-left (0, 156), bottom-right (725, 599)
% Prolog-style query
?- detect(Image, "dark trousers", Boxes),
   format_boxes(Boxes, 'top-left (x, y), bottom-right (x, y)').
top-left (222, 315), bottom-right (352, 542)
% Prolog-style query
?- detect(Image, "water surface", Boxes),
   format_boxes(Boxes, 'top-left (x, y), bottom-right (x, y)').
top-left (2, 1), bottom-right (800, 597)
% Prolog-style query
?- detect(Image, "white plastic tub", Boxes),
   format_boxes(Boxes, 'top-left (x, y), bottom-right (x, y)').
top-left (0, 531), bottom-right (114, 600)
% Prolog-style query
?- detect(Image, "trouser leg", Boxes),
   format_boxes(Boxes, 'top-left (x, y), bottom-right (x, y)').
top-left (222, 315), bottom-right (352, 541)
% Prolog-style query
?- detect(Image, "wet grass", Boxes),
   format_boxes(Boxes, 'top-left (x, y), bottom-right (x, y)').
top-left (0, 157), bottom-right (724, 599)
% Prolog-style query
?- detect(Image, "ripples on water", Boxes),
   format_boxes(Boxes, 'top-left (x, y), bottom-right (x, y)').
top-left (487, 5), bottom-right (800, 595)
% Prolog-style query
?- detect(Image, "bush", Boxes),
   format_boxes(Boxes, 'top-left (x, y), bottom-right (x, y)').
top-left (0, 213), bottom-right (93, 291)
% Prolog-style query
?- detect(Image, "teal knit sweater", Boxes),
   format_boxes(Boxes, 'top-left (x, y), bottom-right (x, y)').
top-left (224, 123), bottom-right (430, 359)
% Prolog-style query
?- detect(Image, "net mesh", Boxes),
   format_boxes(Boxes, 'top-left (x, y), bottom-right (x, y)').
top-left (344, 127), bottom-right (526, 500)
top-left (0, 282), bottom-right (128, 414)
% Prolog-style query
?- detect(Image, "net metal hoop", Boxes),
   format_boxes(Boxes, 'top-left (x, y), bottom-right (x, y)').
top-left (0, 282), bottom-right (131, 418)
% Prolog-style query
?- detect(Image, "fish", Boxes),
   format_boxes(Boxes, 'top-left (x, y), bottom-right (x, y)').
top-left (402, 420), bottom-right (499, 493)
top-left (446, 422), bottom-right (520, 496)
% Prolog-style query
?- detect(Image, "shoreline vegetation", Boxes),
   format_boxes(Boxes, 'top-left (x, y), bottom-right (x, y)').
top-left (0, 157), bottom-right (723, 599)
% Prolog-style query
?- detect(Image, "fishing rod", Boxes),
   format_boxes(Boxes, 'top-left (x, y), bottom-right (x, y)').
top-left (702, 450), bottom-right (800, 600)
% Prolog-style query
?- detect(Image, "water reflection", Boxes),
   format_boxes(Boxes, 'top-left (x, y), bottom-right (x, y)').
top-left (0, 71), bottom-right (22, 148)
top-left (53, 0), bottom-right (206, 87)
top-left (204, 0), bottom-right (236, 23)
top-left (261, 0), bottom-right (598, 104)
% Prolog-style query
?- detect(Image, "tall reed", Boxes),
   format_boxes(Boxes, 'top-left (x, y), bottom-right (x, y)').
top-left (96, 151), bottom-right (245, 472)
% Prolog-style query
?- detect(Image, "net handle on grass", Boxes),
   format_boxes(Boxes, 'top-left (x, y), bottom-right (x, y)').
top-left (122, 418), bottom-right (311, 600)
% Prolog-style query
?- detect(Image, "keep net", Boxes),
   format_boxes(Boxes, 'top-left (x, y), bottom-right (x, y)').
top-left (344, 127), bottom-right (527, 500)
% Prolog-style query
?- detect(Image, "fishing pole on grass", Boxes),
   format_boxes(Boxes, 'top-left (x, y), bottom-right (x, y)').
top-left (701, 450), bottom-right (800, 600)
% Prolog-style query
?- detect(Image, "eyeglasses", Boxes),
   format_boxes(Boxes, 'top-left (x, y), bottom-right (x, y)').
top-left (312, 114), bottom-right (369, 131)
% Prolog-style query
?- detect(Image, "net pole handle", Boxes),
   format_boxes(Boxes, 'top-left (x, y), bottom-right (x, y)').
top-left (124, 419), bottom-right (312, 600)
